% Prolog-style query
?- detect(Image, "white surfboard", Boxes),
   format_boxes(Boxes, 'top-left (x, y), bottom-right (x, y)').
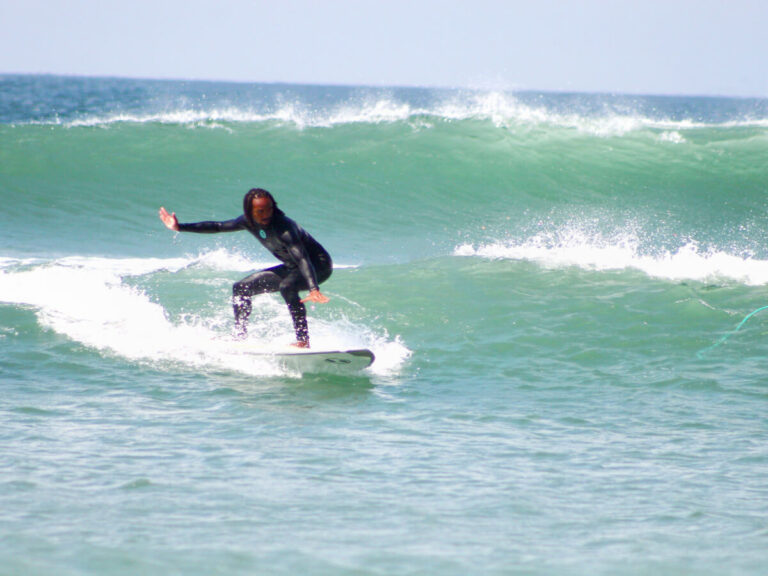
top-left (228, 342), bottom-right (375, 374)
top-left (272, 348), bottom-right (375, 374)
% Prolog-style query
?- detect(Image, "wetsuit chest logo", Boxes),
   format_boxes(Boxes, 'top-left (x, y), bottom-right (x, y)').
top-left (259, 229), bottom-right (267, 239)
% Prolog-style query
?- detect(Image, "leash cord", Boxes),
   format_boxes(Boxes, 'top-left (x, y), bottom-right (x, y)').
top-left (697, 305), bottom-right (768, 358)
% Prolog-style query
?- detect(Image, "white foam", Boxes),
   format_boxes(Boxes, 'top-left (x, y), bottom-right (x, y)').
top-left (32, 90), bottom-right (766, 134)
top-left (63, 107), bottom-right (273, 128)
top-left (423, 92), bottom-right (714, 136)
top-left (299, 316), bottom-right (412, 377)
top-left (658, 130), bottom-right (686, 144)
top-left (324, 98), bottom-right (414, 126)
top-left (52, 99), bottom-right (418, 130)
top-left (455, 232), bottom-right (768, 286)
top-left (0, 253), bottom-right (408, 378)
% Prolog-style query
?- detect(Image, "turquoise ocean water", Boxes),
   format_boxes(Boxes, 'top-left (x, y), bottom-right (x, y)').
top-left (1, 75), bottom-right (768, 575)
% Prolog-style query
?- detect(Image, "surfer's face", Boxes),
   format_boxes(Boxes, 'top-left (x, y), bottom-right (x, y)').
top-left (251, 196), bottom-right (274, 226)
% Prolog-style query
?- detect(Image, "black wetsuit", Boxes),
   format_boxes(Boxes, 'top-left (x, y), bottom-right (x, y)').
top-left (178, 209), bottom-right (332, 345)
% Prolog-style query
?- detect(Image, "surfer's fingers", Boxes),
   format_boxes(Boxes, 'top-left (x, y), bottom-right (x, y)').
top-left (301, 293), bottom-right (330, 304)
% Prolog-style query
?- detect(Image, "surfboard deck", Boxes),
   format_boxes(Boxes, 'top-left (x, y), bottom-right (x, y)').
top-left (274, 349), bottom-right (375, 374)
top-left (229, 343), bottom-right (375, 374)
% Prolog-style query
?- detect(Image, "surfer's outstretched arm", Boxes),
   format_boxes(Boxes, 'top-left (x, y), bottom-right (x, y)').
top-left (158, 207), bottom-right (179, 231)
top-left (159, 207), bottom-right (246, 234)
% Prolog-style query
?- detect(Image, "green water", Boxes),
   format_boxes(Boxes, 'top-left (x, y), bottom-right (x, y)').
top-left (1, 75), bottom-right (768, 575)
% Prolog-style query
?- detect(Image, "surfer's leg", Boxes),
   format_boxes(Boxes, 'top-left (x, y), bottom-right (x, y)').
top-left (281, 257), bottom-right (332, 346)
top-left (278, 270), bottom-right (310, 346)
top-left (287, 302), bottom-right (309, 346)
top-left (232, 267), bottom-right (284, 337)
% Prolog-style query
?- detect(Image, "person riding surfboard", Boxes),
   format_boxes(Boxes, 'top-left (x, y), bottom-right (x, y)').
top-left (159, 188), bottom-right (331, 348)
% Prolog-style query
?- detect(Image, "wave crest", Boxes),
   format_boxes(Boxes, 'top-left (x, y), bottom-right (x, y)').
top-left (17, 87), bottom-right (768, 135)
top-left (455, 232), bottom-right (768, 286)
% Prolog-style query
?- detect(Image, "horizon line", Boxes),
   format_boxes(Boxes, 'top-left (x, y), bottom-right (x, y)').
top-left (2, 71), bottom-right (766, 101)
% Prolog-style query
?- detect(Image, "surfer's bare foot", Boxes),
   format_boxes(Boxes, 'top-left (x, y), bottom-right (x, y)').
top-left (290, 341), bottom-right (310, 349)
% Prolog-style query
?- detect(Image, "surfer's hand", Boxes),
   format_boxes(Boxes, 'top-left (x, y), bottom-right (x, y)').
top-left (301, 290), bottom-right (330, 304)
top-left (158, 207), bottom-right (179, 231)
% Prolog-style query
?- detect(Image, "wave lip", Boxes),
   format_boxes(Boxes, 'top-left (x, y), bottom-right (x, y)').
top-left (43, 98), bottom-right (763, 134)
top-left (455, 234), bottom-right (768, 286)
top-left (8, 80), bottom-right (766, 134)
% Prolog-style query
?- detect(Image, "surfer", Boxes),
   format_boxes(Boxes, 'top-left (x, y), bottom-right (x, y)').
top-left (158, 188), bottom-right (331, 348)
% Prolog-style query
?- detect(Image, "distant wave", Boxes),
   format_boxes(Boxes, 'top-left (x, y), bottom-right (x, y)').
top-left (21, 91), bottom-right (768, 136)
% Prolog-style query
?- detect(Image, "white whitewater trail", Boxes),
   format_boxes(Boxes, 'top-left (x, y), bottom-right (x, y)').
top-left (0, 251), bottom-right (410, 378)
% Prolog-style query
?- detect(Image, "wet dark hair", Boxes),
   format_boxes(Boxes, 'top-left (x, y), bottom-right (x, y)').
top-left (243, 188), bottom-right (284, 225)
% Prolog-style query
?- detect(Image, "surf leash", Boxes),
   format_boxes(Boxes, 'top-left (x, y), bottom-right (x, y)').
top-left (697, 304), bottom-right (768, 358)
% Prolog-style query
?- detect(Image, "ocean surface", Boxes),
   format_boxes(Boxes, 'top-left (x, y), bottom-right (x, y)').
top-left (1, 74), bottom-right (768, 575)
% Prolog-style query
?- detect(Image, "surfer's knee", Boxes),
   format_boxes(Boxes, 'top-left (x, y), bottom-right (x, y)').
top-left (232, 282), bottom-right (252, 320)
top-left (318, 265), bottom-right (332, 285)
top-left (316, 255), bottom-right (332, 285)
top-left (233, 280), bottom-right (250, 298)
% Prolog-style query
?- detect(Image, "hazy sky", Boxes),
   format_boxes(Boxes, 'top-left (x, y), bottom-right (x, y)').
top-left (1, 0), bottom-right (766, 97)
